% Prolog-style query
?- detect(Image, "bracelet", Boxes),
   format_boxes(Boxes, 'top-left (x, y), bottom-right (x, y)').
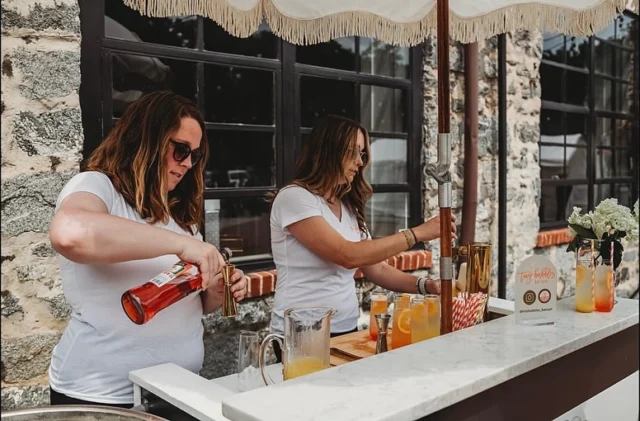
top-left (416, 277), bottom-right (427, 295)
top-left (400, 229), bottom-right (416, 249)
top-left (408, 228), bottom-right (418, 243)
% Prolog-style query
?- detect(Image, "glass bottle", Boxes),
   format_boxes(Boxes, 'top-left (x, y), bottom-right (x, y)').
top-left (121, 248), bottom-right (232, 324)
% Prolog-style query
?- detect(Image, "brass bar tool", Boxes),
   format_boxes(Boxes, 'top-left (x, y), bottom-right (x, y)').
top-left (374, 313), bottom-right (391, 354)
top-left (220, 247), bottom-right (238, 318)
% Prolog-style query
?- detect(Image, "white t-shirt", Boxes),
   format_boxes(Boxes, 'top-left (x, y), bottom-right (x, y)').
top-left (270, 186), bottom-right (363, 334)
top-left (49, 171), bottom-right (205, 404)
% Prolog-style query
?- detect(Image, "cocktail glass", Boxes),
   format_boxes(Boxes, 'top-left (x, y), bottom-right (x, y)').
top-left (391, 293), bottom-right (412, 349)
top-left (369, 290), bottom-right (389, 341)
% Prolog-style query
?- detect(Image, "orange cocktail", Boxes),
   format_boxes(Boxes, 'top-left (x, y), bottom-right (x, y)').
top-left (594, 263), bottom-right (614, 312)
top-left (369, 291), bottom-right (389, 340)
top-left (575, 262), bottom-right (594, 313)
top-left (424, 294), bottom-right (440, 339)
top-left (391, 293), bottom-right (412, 349)
top-left (410, 296), bottom-right (429, 344)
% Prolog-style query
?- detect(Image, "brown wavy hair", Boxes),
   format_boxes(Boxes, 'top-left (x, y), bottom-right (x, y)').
top-left (82, 91), bottom-right (209, 235)
top-left (269, 115), bottom-right (373, 236)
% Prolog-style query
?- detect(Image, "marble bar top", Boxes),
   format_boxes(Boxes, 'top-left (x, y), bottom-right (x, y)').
top-left (222, 298), bottom-right (639, 421)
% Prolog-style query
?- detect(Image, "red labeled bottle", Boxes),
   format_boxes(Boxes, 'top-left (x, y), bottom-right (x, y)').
top-left (122, 248), bottom-right (231, 325)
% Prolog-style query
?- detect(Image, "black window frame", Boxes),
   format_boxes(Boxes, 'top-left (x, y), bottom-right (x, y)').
top-left (78, 0), bottom-right (425, 272)
top-left (539, 10), bottom-right (640, 231)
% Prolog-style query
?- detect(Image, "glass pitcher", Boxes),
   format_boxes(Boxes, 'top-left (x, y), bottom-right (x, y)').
top-left (259, 307), bottom-right (336, 385)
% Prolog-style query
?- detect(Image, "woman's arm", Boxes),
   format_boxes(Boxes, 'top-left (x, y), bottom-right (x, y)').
top-left (50, 192), bottom-right (188, 264)
top-left (360, 262), bottom-right (441, 294)
top-left (50, 192), bottom-right (225, 286)
top-left (287, 214), bottom-right (454, 269)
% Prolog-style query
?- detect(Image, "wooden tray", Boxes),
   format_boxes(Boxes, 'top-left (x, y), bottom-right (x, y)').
top-left (329, 329), bottom-right (393, 366)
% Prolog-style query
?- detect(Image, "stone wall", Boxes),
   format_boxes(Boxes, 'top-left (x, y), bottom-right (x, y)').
top-left (1, 0), bottom-right (84, 410)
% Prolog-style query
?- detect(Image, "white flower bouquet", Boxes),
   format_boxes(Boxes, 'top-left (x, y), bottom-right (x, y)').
top-left (567, 199), bottom-right (639, 270)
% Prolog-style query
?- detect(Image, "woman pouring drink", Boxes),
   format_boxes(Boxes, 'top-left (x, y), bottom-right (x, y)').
top-left (268, 115), bottom-right (456, 360)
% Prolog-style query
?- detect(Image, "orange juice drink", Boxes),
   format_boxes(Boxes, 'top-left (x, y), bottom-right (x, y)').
top-left (392, 293), bottom-right (412, 349)
top-left (284, 357), bottom-right (329, 380)
top-left (575, 262), bottom-right (594, 313)
top-left (594, 264), bottom-right (614, 312)
top-left (410, 296), bottom-right (429, 344)
top-left (424, 294), bottom-right (440, 339)
top-left (369, 291), bottom-right (389, 340)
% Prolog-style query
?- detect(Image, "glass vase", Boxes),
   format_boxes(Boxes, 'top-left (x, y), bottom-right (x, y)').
top-left (574, 238), bottom-right (616, 313)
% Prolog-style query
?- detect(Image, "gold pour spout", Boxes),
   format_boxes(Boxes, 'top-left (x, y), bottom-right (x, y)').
top-left (220, 247), bottom-right (238, 318)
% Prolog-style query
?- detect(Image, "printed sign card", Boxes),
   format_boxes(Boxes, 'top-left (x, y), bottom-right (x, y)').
top-left (515, 255), bottom-right (557, 326)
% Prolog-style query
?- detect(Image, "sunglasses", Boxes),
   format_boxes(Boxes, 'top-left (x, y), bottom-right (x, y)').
top-left (170, 139), bottom-right (203, 166)
top-left (352, 147), bottom-right (367, 163)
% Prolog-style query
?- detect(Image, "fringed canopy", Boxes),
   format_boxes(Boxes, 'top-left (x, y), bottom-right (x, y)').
top-left (123, 0), bottom-right (638, 45)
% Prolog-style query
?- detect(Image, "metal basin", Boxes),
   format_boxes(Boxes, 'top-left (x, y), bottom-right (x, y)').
top-left (1, 405), bottom-right (168, 421)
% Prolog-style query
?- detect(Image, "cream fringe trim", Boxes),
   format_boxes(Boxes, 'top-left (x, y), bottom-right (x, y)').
top-left (123, 0), bottom-right (634, 46)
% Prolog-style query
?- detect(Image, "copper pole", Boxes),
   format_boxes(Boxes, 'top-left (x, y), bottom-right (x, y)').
top-left (436, 0), bottom-right (453, 335)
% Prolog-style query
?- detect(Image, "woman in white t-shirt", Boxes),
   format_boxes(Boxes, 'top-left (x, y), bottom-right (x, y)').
top-left (268, 115), bottom-right (456, 357)
top-left (48, 92), bottom-right (248, 408)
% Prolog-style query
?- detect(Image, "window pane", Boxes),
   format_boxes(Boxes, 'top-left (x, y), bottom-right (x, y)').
top-left (297, 38), bottom-right (356, 71)
top-left (565, 112), bottom-right (587, 137)
top-left (106, 2), bottom-right (197, 48)
top-left (540, 144), bottom-right (587, 180)
top-left (203, 65), bottom-right (274, 124)
top-left (543, 33), bottom-right (564, 64)
top-left (203, 20), bottom-right (277, 59)
top-left (596, 148), bottom-right (614, 178)
top-left (594, 77), bottom-right (613, 111)
top-left (615, 82), bottom-right (633, 113)
top-left (540, 63), bottom-right (563, 103)
top-left (565, 36), bottom-right (589, 69)
top-left (594, 118), bottom-right (612, 147)
top-left (539, 184), bottom-right (578, 223)
top-left (613, 149), bottom-right (632, 177)
top-left (618, 50), bottom-right (633, 79)
top-left (300, 77), bottom-right (356, 127)
top-left (565, 70), bottom-right (588, 106)
top-left (359, 39), bottom-right (409, 79)
top-left (365, 192), bottom-right (408, 237)
top-left (594, 40), bottom-right (614, 76)
top-left (204, 198), bottom-right (271, 258)
top-left (615, 119), bottom-right (634, 148)
top-left (205, 131), bottom-right (275, 188)
top-left (540, 109), bottom-right (563, 136)
top-left (364, 137), bottom-right (407, 184)
top-left (111, 54), bottom-right (196, 117)
top-left (360, 86), bottom-right (407, 133)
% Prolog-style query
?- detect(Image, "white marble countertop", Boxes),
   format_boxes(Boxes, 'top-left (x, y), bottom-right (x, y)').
top-left (221, 297), bottom-right (639, 421)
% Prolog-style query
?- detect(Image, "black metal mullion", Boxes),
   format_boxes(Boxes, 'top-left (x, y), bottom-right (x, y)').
top-left (204, 187), bottom-right (275, 199)
top-left (281, 41), bottom-right (297, 185)
top-left (633, 13), bottom-right (640, 207)
top-left (296, 63), bottom-right (411, 88)
top-left (102, 38), bottom-right (280, 70)
top-left (79, 0), bottom-right (105, 160)
top-left (409, 44), bottom-right (424, 229)
top-left (101, 49), bottom-right (113, 137)
top-left (370, 183), bottom-right (412, 192)
top-left (542, 178), bottom-right (590, 186)
top-left (355, 37), bottom-right (362, 123)
top-left (204, 122), bottom-right (276, 132)
top-left (540, 59), bottom-right (590, 74)
top-left (541, 100), bottom-right (589, 114)
top-left (587, 36), bottom-right (596, 210)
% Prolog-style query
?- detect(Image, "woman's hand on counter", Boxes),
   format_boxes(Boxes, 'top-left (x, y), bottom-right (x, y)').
top-left (411, 214), bottom-right (457, 243)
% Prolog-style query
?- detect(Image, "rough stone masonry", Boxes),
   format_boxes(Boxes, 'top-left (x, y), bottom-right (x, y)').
top-left (1, 0), bottom-right (638, 412)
